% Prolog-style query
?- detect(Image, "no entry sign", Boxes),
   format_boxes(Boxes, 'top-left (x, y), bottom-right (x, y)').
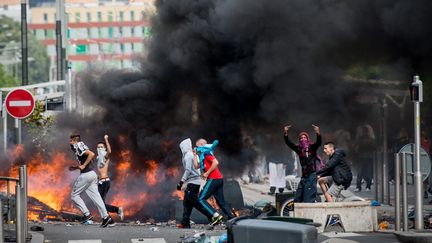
top-left (5, 88), bottom-right (35, 119)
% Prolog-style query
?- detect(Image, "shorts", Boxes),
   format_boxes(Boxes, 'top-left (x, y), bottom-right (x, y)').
top-left (327, 183), bottom-right (344, 198)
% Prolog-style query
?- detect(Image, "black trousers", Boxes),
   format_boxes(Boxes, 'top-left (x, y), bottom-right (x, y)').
top-left (98, 180), bottom-right (119, 213)
top-left (181, 183), bottom-right (213, 226)
top-left (198, 179), bottom-right (235, 220)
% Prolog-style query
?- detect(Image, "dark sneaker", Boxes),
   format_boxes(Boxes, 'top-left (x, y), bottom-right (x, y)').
top-left (177, 223), bottom-right (191, 229)
top-left (80, 214), bottom-right (93, 224)
top-left (101, 216), bottom-right (114, 228)
top-left (210, 215), bottom-right (223, 226)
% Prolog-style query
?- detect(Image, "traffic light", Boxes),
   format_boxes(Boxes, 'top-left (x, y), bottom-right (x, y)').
top-left (410, 75), bottom-right (423, 102)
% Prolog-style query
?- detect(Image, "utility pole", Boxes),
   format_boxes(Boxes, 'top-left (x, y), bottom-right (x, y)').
top-left (21, 0), bottom-right (28, 86)
top-left (410, 75), bottom-right (424, 230)
top-left (56, 0), bottom-right (65, 80)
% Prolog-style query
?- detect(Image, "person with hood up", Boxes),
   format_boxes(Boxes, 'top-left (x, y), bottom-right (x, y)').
top-left (176, 138), bottom-right (213, 228)
top-left (284, 124), bottom-right (321, 202)
top-left (317, 142), bottom-right (353, 202)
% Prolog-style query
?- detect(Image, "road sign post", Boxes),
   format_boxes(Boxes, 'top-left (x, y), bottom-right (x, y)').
top-left (4, 88), bottom-right (35, 146)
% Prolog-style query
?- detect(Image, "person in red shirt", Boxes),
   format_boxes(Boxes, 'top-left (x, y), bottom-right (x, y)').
top-left (193, 138), bottom-right (235, 227)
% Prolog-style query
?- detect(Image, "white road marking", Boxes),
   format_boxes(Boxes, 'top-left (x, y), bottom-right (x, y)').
top-left (131, 238), bottom-right (167, 243)
top-left (68, 240), bottom-right (102, 243)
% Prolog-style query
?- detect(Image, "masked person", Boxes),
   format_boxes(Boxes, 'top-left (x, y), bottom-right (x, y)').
top-left (176, 138), bottom-right (213, 228)
top-left (283, 125), bottom-right (321, 202)
top-left (69, 134), bottom-right (114, 227)
top-left (96, 135), bottom-right (124, 221)
top-left (193, 138), bottom-right (235, 227)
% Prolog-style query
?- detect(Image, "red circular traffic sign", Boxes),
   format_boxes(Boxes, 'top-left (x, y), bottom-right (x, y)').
top-left (5, 88), bottom-right (35, 119)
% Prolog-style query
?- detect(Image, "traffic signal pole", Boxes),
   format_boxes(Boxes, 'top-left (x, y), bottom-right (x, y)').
top-left (410, 75), bottom-right (424, 230)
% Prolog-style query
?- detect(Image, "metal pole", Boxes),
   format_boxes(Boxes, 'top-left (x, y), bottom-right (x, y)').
top-left (402, 152), bottom-right (408, 231)
top-left (6, 180), bottom-right (11, 223)
top-left (15, 183), bottom-right (24, 243)
top-left (0, 200), bottom-right (3, 243)
top-left (414, 100), bottom-right (423, 230)
top-left (382, 98), bottom-right (389, 205)
top-left (56, 0), bottom-right (63, 80)
top-left (2, 102), bottom-right (7, 153)
top-left (373, 152), bottom-right (378, 200)
top-left (21, 0), bottom-right (28, 86)
top-left (19, 166), bottom-right (27, 241)
top-left (67, 64), bottom-right (72, 112)
top-left (395, 153), bottom-right (401, 231)
top-left (14, 119), bottom-right (21, 145)
top-left (377, 151), bottom-right (383, 203)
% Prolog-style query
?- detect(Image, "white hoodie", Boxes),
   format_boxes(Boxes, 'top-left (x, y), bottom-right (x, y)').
top-left (179, 138), bottom-right (201, 185)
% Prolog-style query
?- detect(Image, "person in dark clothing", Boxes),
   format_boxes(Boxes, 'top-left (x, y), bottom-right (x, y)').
top-left (317, 142), bottom-right (353, 202)
top-left (176, 138), bottom-right (213, 228)
top-left (284, 124), bottom-right (321, 203)
top-left (354, 125), bottom-right (376, 192)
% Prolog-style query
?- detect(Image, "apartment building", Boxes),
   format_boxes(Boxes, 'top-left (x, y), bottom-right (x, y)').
top-left (29, 0), bottom-right (155, 71)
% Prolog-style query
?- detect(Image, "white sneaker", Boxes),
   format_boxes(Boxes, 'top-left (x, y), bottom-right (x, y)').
top-left (118, 207), bottom-right (124, 221)
top-left (365, 188), bottom-right (371, 192)
top-left (354, 188), bottom-right (361, 192)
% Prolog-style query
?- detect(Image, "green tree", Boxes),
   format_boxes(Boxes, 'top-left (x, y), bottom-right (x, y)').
top-left (0, 63), bottom-right (19, 87)
top-left (0, 16), bottom-right (49, 84)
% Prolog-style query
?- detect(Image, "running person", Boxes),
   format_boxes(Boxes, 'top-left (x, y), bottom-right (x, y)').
top-left (193, 138), bottom-right (235, 227)
top-left (96, 135), bottom-right (124, 221)
top-left (69, 134), bottom-right (114, 227)
top-left (176, 138), bottom-right (213, 228)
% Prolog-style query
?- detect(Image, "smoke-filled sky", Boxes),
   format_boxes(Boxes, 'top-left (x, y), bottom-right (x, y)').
top-left (57, 0), bottom-right (432, 178)
top-left (3, 0), bottom-right (432, 219)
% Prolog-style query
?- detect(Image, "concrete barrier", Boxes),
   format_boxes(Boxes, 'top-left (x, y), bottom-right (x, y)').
top-left (293, 201), bottom-right (377, 233)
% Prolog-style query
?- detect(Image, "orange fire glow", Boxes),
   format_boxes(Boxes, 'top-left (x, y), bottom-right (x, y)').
top-left (171, 190), bottom-right (184, 200)
top-left (145, 160), bottom-right (159, 186)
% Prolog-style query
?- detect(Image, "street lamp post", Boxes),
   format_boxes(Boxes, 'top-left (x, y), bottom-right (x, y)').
top-left (20, 0), bottom-right (28, 86)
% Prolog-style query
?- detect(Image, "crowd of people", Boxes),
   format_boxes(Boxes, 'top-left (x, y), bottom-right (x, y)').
top-left (66, 122), bottom-right (432, 228)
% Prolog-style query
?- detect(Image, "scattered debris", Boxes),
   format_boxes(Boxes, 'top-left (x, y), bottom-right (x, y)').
top-left (150, 227), bottom-right (159, 231)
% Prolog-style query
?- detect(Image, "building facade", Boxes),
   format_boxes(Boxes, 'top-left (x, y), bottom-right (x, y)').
top-left (29, 0), bottom-right (155, 73)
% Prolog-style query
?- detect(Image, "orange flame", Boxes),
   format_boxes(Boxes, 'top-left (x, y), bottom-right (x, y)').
top-left (145, 160), bottom-right (159, 186)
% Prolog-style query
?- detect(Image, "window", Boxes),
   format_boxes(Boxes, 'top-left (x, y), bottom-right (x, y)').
top-left (130, 11), bottom-right (135, 21)
top-left (120, 43), bottom-right (125, 53)
top-left (141, 10), bottom-right (146, 19)
top-left (43, 13), bottom-right (48, 22)
top-left (131, 43), bottom-right (135, 51)
top-left (97, 11), bottom-right (102, 22)
top-left (86, 12), bottom-right (92, 22)
top-left (119, 27), bottom-right (123, 35)
top-left (98, 28), bottom-right (103, 38)
top-left (108, 11), bottom-right (113, 22)
top-left (75, 12), bottom-right (81, 23)
top-left (87, 28), bottom-right (91, 38)
top-left (119, 11), bottom-right (124, 21)
top-left (108, 27), bottom-right (114, 38)
top-left (131, 27), bottom-right (135, 37)
top-left (76, 45), bottom-right (87, 54)
top-left (43, 29), bottom-right (48, 38)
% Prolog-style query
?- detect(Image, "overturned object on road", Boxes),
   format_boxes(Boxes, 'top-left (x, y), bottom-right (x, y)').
top-left (227, 218), bottom-right (317, 243)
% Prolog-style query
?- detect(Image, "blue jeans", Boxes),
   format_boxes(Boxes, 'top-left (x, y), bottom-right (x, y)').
top-left (294, 173), bottom-right (317, 203)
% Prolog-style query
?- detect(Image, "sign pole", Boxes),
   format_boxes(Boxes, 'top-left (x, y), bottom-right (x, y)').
top-left (3, 100), bottom-right (7, 153)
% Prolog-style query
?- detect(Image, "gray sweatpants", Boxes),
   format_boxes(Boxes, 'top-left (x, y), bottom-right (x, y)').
top-left (71, 170), bottom-right (108, 219)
